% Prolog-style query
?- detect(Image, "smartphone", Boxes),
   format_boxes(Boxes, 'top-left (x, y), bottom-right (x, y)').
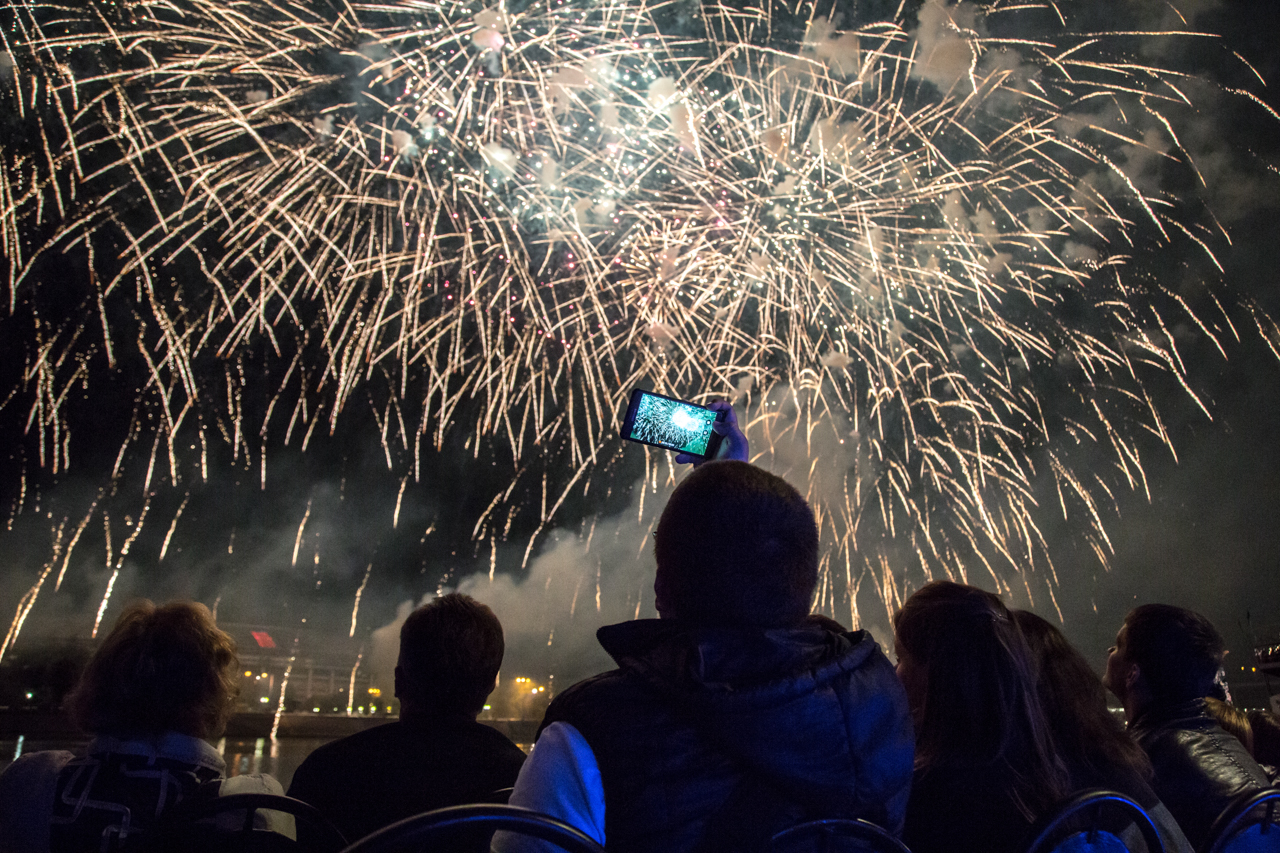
top-left (620, 389), bottom-right (725, 459)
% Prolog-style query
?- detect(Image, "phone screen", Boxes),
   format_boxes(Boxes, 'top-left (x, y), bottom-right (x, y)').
top-left (621, 389), bottom-right (722, 457)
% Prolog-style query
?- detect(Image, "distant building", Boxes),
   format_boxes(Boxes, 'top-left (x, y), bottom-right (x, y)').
top-left (220, 623), bottom-right (382, 715)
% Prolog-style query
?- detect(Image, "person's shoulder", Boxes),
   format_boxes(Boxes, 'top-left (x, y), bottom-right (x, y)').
top-left (538, 670), bottom-right (634, 736)
top-left (465, 720), bottom-right (527, 750)
top-left (0, 749), bottom-right (75, 845)
top-left (0, 749), bottom-right (75, 786)
top-left (547, 669), bottom-right (629, 705)
top-left (292, 722), bottom-right (403, 774)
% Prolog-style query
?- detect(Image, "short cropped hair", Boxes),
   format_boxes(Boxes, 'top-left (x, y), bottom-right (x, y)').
top-left (654, 461), bottom-right (818, 628)
top-left (397, 593), bottom-right (504, 716)
top-left (1123, 604), bottom-right (1224, 704)
top-left (66, 600), bottom-right (239, 739)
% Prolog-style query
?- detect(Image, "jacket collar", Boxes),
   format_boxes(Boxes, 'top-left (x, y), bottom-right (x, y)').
top-left (596, 618), bottom-right (877, 707)
top-left (86, 731), bottom-right (226, 774)
top-left (1129, 697), bottom-right (1209, 735)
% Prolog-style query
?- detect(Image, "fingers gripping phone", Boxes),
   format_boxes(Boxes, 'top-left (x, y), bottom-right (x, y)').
top-left (620, 389), bottom-right (725, 459)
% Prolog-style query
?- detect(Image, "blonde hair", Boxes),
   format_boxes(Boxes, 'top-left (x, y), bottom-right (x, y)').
top-left (1204, 697), bottom-right (1254, 754)
top-left (66, 600), bottom-right (240, 739)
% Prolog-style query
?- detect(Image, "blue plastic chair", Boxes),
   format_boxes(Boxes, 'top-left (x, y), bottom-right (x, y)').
top-left (1200, 789), bottom-right (1280, 853)
top-left (1022, 789), bottom-right (1166, 853)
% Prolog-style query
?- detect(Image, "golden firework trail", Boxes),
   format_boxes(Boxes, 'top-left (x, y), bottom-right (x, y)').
top-left (89, 500), bottom-right (151, 638)
top-left (350, 563), bottom-right (374, 637)
top-left (292, 499), bottom-right (313, 568)
top-left (1, 0), bottom-right (1277, 627)
top-left (91, 570), bottom-right (119, 639)
top-left (271, 649), bottom-right (296, 739)
top-left (56, 496), bottom-right (101, 591)
top-left (0, 519), bottom-right (65, 662)
top-left (347, 647), bottom-right (363, 716)
top-left (158, 492), bottom-right (190, 562)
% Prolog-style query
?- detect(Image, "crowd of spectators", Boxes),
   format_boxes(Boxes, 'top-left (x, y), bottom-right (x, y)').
top-left (0, 400), bottom-right (1276, 852)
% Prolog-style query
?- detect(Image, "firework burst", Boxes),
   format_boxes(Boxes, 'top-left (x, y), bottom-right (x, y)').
top-left (2, 0), bottom-right (1277, 631)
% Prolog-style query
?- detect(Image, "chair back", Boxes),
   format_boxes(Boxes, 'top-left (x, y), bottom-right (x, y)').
top-left (140, 792), bottom-right (347, 853)
top-left (768, 818), bottom-right (911, 853)
top-left (1200, 789), bottom-right (1280, 853)
top-left (1022, 789), bottom-right (1166, 853)
top-left (339, 804), bottom-right (605, 853)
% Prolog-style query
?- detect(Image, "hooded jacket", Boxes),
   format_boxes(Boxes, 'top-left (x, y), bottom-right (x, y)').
top-left (536, 618), bottom-right (914, 853)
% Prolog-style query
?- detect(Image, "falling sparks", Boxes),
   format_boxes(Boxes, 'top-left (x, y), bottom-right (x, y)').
top-left (0, 0), bottom-right (1276, 628)
top-left (56, 499), bottom-right (100, 591)
top-left (292, 500), bottom-right (312, 568)
top-left (270, 651), bottom-right (295, 740)
top-left (159, 493), bottom-right (190, 562)
top-left (393, 478), bottom-right (408, 530)
top-left (91, 570), bottom-right (120, 639)
top-left (0, 521), bottom-right (65, 662)
top-left (346, 648), bottom-right (363, 717)
top-left (350, 564), bottom-right (373, 638)
top-left (114, 499), bottom-right (150, 570)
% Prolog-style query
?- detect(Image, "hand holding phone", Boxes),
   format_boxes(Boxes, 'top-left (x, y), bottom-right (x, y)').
top-left (675, 400), bottom-right (747, 466)
top-left (620, 390), bottom-right (749, 464)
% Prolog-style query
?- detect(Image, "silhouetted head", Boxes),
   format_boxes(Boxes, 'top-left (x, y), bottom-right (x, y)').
top-left (396, 593), bottom-right (504, 718)
top-left (1106, 604), bottom-right (1224, 709)
top-left (894, 582), bottom-right (1067, 814)
top-left (66, 600), bottom-right (239, 740)
top-left (653, 461), bottom-right (818, 629)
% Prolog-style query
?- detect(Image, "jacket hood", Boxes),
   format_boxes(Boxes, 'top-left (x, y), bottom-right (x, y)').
top-left (596, 618), bottom-right (913, 806)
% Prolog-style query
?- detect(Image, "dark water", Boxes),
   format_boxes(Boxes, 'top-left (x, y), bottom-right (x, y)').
top-left (0, 736), bottom-right (335, 790)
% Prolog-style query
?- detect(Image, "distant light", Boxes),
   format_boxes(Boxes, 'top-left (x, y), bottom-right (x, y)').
top-left (483, 705), bottom-right (491, 710)
top-left (259, 696), bottom-right (270, 703)
top-left (313, 707), bottom-right (320, 713)
top-left (260, 673), bottom-right (267, 678)
top-left (244, 671), bottom-right (253, 677)
top-left (24, 692), bottom-right (33, 700)
top-left (368, 687), bottom-right (381, 696)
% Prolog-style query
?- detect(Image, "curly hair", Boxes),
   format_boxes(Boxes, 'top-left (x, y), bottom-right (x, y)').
top-left (65, 600), bottom-right (240, 739)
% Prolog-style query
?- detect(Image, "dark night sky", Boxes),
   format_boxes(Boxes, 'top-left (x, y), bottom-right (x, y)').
top-left (1, 0), bottom-right (1279, 701)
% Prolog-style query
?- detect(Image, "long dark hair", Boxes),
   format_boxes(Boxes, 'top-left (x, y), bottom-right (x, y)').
top-left (894, 582), bottom-right (1069, 817)
top-left (1013, 610), bottom-right (1152, 792)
